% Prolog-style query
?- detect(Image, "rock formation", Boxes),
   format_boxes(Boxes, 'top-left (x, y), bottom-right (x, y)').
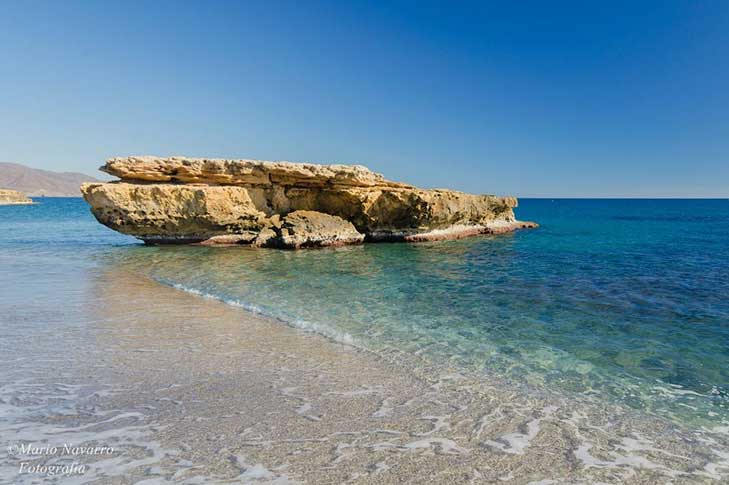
top-left (81, 156), bottom-right (537, 248)
top-left (254, 211), bottom-right (365, 249)
top-left (0, 188), bottom-right (33, 205)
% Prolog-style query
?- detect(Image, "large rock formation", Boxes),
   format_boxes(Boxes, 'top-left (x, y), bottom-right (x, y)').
top-left (81, 156), bottom-right (537, 248)
top-left (0, 188), bottom-right (33, 205)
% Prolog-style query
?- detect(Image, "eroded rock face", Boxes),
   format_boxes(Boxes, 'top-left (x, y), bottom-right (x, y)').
top-left (254, 211), bottom-right (364, 249)
top-left (0, 189), bottom-right (33, 205)
top-left (81, 156), bottom-right (537, 247)
top-left (81, 183), bottom-right (267, 243)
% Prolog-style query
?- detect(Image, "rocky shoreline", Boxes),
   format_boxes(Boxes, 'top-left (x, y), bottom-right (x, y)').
top-left (81, 156), bottom-right (536, 248)
top-left (0, 188), bottom-right (33, 205)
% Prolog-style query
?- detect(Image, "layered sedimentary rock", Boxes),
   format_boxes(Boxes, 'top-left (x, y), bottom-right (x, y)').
top-left (0, 188), bottom-right (33, 205)
top-left (101, 156), bottom-right (408, 189)
top-left (81, 156), bottom-right (537, 248)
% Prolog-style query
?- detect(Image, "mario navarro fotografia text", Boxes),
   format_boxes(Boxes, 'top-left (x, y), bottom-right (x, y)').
top-left (8, 442), bottom-right (114, 476)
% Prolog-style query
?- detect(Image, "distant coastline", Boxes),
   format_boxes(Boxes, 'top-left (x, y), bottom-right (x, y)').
top-left (0, 162), bottom-right (100, 197)
top-left (0, 188), bottom-right (34, 205)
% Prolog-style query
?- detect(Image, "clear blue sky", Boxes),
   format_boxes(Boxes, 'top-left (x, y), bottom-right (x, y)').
top-left (1, 1), bottom-right (728, 197)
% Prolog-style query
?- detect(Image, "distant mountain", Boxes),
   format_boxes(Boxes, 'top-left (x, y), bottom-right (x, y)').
top-left (0, 162), bottom-right (101, 197)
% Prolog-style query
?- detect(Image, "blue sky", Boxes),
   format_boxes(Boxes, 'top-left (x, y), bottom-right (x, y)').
top-left (1, 1), bottom-right (727, 197)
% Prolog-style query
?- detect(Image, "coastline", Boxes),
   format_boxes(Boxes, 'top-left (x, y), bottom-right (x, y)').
top-left (0, 189), bottom-right (34, 205)
top-left (2, 261), bottom-right (725, 483)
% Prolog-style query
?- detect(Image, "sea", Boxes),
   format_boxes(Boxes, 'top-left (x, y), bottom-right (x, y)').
top-left (1, 197), bottom-right (728, 482)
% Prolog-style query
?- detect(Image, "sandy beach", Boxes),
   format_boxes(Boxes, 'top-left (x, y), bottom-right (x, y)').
top-left (2, 257), bottom-right (726, 484)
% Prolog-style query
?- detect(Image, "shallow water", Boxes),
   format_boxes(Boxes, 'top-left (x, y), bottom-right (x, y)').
top-left (95, 199), bottom-right (729, 426)
top-left (1, 198), bottom-right (729, 482)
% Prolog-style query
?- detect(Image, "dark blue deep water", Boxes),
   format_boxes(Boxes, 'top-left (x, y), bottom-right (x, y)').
top-left (1, 198), bottom-right (728, 427)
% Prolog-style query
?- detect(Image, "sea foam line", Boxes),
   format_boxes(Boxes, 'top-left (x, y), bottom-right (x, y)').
top-left (155, 278), bottom-right (359, 347)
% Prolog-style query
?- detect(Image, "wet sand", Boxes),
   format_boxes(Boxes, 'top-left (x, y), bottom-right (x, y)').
top-left (1, 268), bottom-right (728, 484)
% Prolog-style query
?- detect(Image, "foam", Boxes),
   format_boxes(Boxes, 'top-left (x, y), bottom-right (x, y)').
top-left (483, 406), bottom-right (557, 455)
top-left (163, 281), bottom-right (358, 347)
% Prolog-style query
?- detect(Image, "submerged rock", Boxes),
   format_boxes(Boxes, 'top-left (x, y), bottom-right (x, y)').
top-left (81, 156), bottom-right (537, 248)
top-left (0, 189), bottom-right (33, 205)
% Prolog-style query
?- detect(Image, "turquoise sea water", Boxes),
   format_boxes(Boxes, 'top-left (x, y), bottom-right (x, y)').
top-left (1, 198), bottom-right (728, 429)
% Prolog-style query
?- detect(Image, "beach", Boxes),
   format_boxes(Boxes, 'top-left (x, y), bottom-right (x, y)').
top-left (1, 257), bottom-right (727, 483)
top-left (1, 198), bottom-right (729, 483)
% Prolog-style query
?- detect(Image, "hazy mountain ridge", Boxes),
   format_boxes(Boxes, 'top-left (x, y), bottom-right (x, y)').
top-left (0, 162), bottom-right (101, 197)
